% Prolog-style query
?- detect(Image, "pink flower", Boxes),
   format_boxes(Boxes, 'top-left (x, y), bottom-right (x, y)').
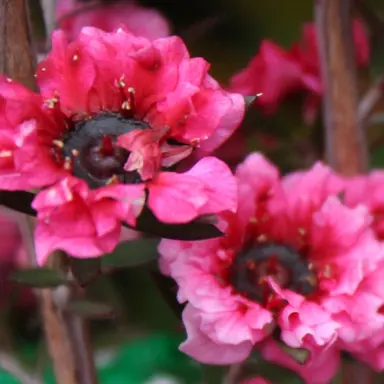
top-left (344, 171), bottom-right (384, 241)
top-left (56, 0), bottom-right (171, 41)
top-left (229, 19), bottom-right (369, 124)
top-left (159, 153), bottom-right (382, 364)
top-left (0, 28), bottom-right (243, 263)
top-left (229, 41), bottom-right (305, 115)
top-left (331, 260), bottom-right (384, 371)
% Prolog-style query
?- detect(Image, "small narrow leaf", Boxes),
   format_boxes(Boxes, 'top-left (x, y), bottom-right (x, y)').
top-left (10, 268), bottom-right (68, 288)
top-left (194, 214), bottom-right (218, 225)
top-left (69, 257), bottom-right (101, 287)
top-left (130, 206), bottom-right (224, 240)
top-left (245, 94), bottom-right (262, 109)
top-left (65, 299), bottom-right (115, 318)
top-left (0, 190), bottom-right (36, 216)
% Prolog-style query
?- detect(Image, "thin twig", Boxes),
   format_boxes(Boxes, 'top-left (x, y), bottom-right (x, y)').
top-left (223, 363), bottom-right (242, 384)
top-left (40, 0), bottom-right (56, 49)
top-left (354, 0), bottom-right (384, 36)
top-left (0, 352), bottom-right (43, 384)
top-left (316, 0), bottom-right (373, 380)
top-left (358, 75), bottom-right (384, 126)
top-left (354, 0), bottom-right (384, 128)
top-left (23, 217), bottom-right (79, 384)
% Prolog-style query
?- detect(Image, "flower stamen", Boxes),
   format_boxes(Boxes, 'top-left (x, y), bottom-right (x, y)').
top-left (52, 140), bottom-right (64, 148)
top-left (63, 156), bottom-right (72, 171)
top-left (230, 243), bottom-right (317, 306)
top-left (0, 150), bottom-right (12, 158)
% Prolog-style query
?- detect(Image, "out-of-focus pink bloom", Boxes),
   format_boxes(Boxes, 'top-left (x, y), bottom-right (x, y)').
top-left (229, 41), bottom-right (304, 115)
top-left (260, 338), bottom-right (340, 384)
top-left (229, 19), bottom-right (369, 124)
top-left (56, 0), bottom-right (171, 41)
top-left (0, 208), bottom-right (22, 259)
top-left (159, 152), bottom-right (383, 365)
top-left (0, 208), bottom-right (35, 309)
top-left (344, 171), bottom-right (384, 241)
top-left (242, 378), bottom-right (271, 384)
top-left (0, 28), bottom-right (244, 263)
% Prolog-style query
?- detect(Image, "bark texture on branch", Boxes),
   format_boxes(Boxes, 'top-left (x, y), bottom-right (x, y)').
top-left (0, 0), bottom-right (37, 90)
top-left (315, 0), bottom-right (368, 175)
top-left (315, 0), bottom-right (373, 381)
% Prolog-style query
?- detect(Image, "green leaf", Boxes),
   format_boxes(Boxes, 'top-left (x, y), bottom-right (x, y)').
top-left (0, 190), bottom-right (36, 216)
top-left (10, 268), bottom-right (68, 288)
top-left (69, 257), bottom-right (101, 287)
top-left (65, 299), bottom-right (115, 318)
top-left (244, 94), bottom-right (262, 109)
top-left (102, 237), bottom-right (159, 270)
top-left (130, 206), bottom-right (224, 241)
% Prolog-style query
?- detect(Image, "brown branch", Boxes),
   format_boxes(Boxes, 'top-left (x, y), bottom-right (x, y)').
top-left (0, 1), bottom-right (98, 383)
top-left (0, 0), bottom-right (37, 90)
top-left (315, 0), bottom-right (373, 379)
top-left (23, 218), bottom-right (80, 384)
top-left (315, 0), bottom-right (368, 175)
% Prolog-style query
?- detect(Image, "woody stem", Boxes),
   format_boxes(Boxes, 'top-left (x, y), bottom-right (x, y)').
top-left (315, 0), bottom-right (374, 382)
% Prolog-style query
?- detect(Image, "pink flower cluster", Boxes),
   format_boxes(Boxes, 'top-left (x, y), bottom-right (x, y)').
top-left (0, 4), bottom-right (381, 382)
top-left (0, 27), bottom-right (244, 264)
top-left (229, 19), bottom-right (369, 124)
top-left (159, 152), bottom-right (384, 383)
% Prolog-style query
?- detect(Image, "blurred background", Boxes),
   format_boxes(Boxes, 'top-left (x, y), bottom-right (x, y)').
top-left (2, 0), bottom-right (384, 383)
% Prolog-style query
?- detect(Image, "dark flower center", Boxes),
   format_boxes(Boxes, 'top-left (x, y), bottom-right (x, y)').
top-left (61, 113), bottom-right (150, 188)
top-left (230, 243), bottom-right (317, 308)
